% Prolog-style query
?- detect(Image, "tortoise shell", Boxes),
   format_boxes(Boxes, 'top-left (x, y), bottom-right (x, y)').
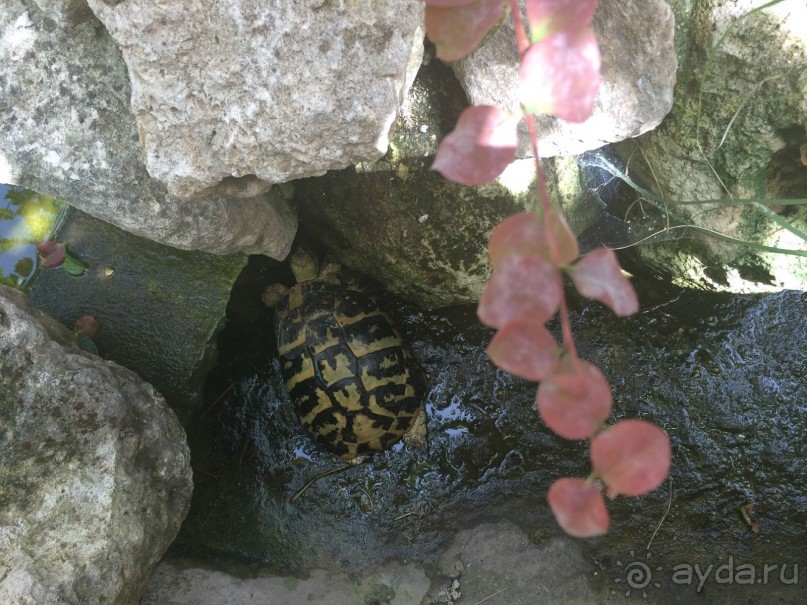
top-left (274, 271), bottom-right (422, 461)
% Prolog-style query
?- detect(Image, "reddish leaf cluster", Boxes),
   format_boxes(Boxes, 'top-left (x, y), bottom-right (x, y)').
top-left (424, 0), bottom-right (601, 185)
top-left (421, 0), bottom-right (672, 537)
top-left (479, 213), bottom-right (667, 536)
top-left (480, 212), bottom-right (638, 370)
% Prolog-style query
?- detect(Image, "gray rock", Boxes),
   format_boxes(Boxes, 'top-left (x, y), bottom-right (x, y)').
top-left (0, 285), bottom-right (193, 605)
top-left (0, 2), bottom-right (296, 259)
top-left (32, 0), bottom-right (92, 25)
top-left (142, 522), bottom-right (593, 604)
top-left (451, 0), bottom-right (677, 157)
top-left (85, 0), bottom-right (425, 200)
top-left (611, 0), bottom-right (807, 292)
top-left (142, 560), bottom-right (430, 605)
top-left (435, 522), bottom-right (595, 604)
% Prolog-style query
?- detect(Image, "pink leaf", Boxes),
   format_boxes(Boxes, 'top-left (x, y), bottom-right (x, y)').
top-left (432, 105), bottom-right (518, 185)
top-left (591, 420), bottom-right (671, 497)
top-left (519, 27), bottom-right (601, 123)
top-left (567, 248), bottom-right (638, 316)
top-left (488, 211), bottom-right (579, 270)
top-left (74, 315), bottom-right (100, 339)
top-left (36, 240), bottom-right (66, 268)
top-left (536, 358), bottom-right (612, 439)
top-left (487, 319), bottom-right (560, 381)
top-left (526, 0), bottom-right (598, 42)
top-left (424, 0), bottom-right (506, 62)
top-left (548, 477), bottom-right (609, 537)
top-left (477, 255), bottom-right (562, 328)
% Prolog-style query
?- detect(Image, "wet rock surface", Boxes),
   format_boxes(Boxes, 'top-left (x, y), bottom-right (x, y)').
top-left (168, 257), bottom-right (806, 603)
top-left (27, 206), bottom-right (246, 420)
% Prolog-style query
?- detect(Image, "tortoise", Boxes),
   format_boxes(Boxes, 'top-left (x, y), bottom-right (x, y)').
top-left (262, 247), bottom-right (426, 463)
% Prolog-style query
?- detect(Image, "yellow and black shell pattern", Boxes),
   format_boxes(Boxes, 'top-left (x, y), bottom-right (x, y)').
top-left (274, 271), bottom-right (422, 461)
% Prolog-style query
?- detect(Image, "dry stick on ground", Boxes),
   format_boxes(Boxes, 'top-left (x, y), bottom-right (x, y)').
top-left (647, 478), bottom-right (673, 552)
top-left (288, 464), bottom-right (354, 503)
top-left (472, 587), bottom-right (510, 605)
top-left (185, 382), bottom-right (235, 430)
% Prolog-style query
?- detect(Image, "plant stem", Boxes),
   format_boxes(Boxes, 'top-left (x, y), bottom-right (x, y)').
top-left (525, 108), bottom-right (579, 365)
top-left (510, 0), bottom-right (581, 368)
top-left (508, 0), bottom-right (529, 53)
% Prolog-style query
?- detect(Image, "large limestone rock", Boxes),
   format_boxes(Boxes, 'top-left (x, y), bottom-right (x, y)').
top-left (611, 0), bottom-right (807, 292)
top-left (452, 0), bottom-right (677, 157)
top-left (0, 2), bottom-right (295, 258)
top-left (0, 285), bottom-right (193, 605)
top-left (86, 0), bottom-right (425, 200)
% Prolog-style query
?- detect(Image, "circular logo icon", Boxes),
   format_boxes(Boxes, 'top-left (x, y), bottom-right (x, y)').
top-left (625, 561), bottom-right (652, 590)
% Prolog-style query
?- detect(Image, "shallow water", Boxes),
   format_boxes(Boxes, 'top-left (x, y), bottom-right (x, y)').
top-left (0, 184), bottom-right (63, 290)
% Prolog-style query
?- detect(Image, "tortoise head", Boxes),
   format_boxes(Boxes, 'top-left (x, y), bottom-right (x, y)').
top-left (289, 247), bottom-right (319, 283)
top-left (261, 282), bottom-right (289, 308)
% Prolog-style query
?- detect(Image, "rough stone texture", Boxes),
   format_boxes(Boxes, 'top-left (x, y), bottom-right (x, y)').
top-left (611, 0), bottom-right (807, 293)
top-left (294, 59), bottom-right (601, 308)
top-left (27, 205), bottom-right (247, 422)
top-left (142, 560), bottom-right (430, 605)
top-left (0, 285), bottom-right (193, 605)
top-left (0, 2), bottom-right (296, 259)
top-left (452, 0), bottom-right (677, 157)
top-left (32, 0), bottom-right (92, 25)
top-left (434, 523), bottom-right (594, 603)
top-left (85, 0), bottom-right (425, 200)
top-left (143, 523), bottom-right (595, 604)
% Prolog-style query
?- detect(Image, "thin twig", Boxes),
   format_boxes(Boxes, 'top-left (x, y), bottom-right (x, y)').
top-left (473, 587), bottom-right (510, 605)
top-left (612, 223), bottom-right (807, 256)
top-left (288, 464), bottom-right (353, 503)
top-left (524, 114), bottom-right (580, 364)
top-left (185, 382), bottom-right (235, 430)
top-left (647, 477), bottom-right (673, 552)
top-left (393, 502), bottom-right (431, 521)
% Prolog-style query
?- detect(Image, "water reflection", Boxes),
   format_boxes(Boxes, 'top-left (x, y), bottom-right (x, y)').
top-left (0, 184), bottom-right (63, 290)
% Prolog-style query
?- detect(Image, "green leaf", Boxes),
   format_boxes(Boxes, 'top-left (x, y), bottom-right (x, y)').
top-left (75, 334), bottom-right (99, 355)
top-left (63, 252), bottom-right (87, 277)
top-left (13, 257), bottom-right (35, 278)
